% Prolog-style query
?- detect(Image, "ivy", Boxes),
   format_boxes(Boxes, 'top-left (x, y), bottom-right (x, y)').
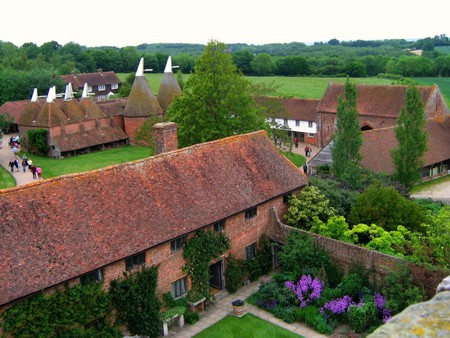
top-left (1, 283), bottom-right (115, 337)
top-left (183, 230), bottom-right (230, 301)
top-left (109, 265), bottom-right (161, 338)
top-left (27, 128), bottom-right (50, 155)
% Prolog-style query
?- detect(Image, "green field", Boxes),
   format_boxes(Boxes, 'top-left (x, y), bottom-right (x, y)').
top-left (435, 46), bottom-right (450, 55)
top-left (414, 77), bottom-right (450, 106)
top-left (118, 73), bottom-right (450, 104)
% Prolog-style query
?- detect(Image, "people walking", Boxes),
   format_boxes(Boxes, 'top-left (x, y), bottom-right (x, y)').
top-left (30, 165), bottom-right (37, 179)
top-left (8, 159), bottom-right (15, 172)
top-left (303, 163), bottom-right (308, 175)
top-left (36, 166), bottom-right (42, 179)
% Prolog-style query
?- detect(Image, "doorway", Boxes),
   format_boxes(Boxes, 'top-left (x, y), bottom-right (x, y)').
top-left (209, 259), bottom-right (224, 292)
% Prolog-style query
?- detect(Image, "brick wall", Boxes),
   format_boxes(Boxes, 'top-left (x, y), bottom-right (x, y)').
top-left (267, 207), bottom-right (447, 298)
top-left (123, 116), bottom-right (148, 144)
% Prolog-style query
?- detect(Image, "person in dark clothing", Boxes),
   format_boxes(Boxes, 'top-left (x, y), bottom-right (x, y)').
top-left (303, 163), bottom-right (308, 175)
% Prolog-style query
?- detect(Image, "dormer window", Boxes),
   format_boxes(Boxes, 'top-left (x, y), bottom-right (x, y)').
top-left (98, 84), bottom-right (106, 91)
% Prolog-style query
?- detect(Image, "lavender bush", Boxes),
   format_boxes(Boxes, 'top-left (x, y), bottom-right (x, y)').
top-left (286, 275), bottom-right (324, 308)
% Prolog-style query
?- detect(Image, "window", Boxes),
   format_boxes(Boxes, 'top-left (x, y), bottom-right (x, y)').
top-left (88, 85), bottom-right (93, 93)
top-left (111, 83), bottom-right (119, 90)
top-left (308, 121), bottom-right (313, 128)
top-left (245, 207), bottom-right (257, 219)
top-left (283, 193), bottom-right (292, 204)
top-left (98, 84), bottom-right (106, 91)
top-left (171, 236), bottom-right (186, 252)
top-left (125, 252), bottom-right (145, 270)
top-left (245, 243), bottom-right (256, 260)
top-left (308, 133), bottom-right (315, 137)
top-left (80, 268), bottom-right (103, 285)
top-left (295, 120), bottom-right (300, 126)
top-left (213, 220), bottom-right (225, 232)
top-left (283, 119), bottom-right (288, 126)
top-left (171, 277), bottom-right (187, 298)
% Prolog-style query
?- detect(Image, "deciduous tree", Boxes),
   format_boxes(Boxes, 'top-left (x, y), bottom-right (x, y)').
top-left (166, 40), bottom-right (268, 147)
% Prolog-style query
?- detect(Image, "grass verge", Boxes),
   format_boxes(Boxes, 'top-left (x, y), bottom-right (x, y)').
top-left (193, 314), bottom-right (303, 338)
top-left (410, 174), bottom-right (450, 193)
top-left (283, 151), bottom-right (306, 167)
top-left (0, 166), bottom-right (16, 189)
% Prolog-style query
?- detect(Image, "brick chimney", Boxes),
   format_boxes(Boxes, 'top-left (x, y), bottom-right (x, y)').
top-left (153, 122), bottom-right (178, 155)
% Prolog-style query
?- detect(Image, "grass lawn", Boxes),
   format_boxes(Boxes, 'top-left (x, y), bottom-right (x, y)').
top-left (283, 151), bottom-right (306, 167)
top-left (193, 314), bottom-right (303, 338)
top-left (410, 174), bottom-right (450, 193)
top-left (0, 166), bottom-right (16, 189)
top-left (19, 145), bottom-right (150, 179)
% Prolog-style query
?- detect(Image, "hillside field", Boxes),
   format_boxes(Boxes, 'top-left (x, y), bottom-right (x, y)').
top-left (117, 73), bottom-right (450, 104)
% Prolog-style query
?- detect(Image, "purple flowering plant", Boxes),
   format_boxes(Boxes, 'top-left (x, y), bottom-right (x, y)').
top-left (285, 275), bottom-right (324, 308)
top-left (374, 293), bottom-right (392, 323)
top-left (320, 295), bottom-right (354, 317)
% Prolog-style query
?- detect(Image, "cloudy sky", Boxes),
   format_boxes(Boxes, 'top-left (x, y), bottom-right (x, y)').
top-left (2, 0), bottom-right (449, 47)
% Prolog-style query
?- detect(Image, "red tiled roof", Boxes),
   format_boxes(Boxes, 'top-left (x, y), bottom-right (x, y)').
top-left (0, 100), bottom-right (29, 123)
top-left (0, 130), bottom-right (307, 306)
top-left (256, 97), bottom-right (319, 121)
top-left (360, 116), bottom-right (450, 175)
top-left (61, 71), bottom-right (121, 89)
top-left (317, 83), bottom-right (435, 117)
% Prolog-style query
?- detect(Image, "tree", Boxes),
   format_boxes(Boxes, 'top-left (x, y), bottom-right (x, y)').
top-left (232, 49), bottom-right (254, 75)
top-left (251, 53), bottom-right (276, 75)
top-left (348, 182), bottom-right (427, 232)
top-left (0, 112), bottom-right (14, 133)
top-left (166, 40), bottom-right (268, 147)
top-left (390, 85), bottom-right (428, 188)
top-left (284, 185), bottom-right (337, 230)
top-left (331, 77), bottom-right (362, 188)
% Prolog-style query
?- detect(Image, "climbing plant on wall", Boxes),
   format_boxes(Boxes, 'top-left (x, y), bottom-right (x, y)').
top-left (183, 229), bottom-right (230, 301)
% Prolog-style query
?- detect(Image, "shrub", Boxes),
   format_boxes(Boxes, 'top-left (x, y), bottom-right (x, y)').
top-left (284, 186), bottom-right (337, 230)
top-left (279, 231), bottom-right (332, 280)
top-left (313, 315), bottom-right (334, 334)
top-left (254, 281), bottom-right (295, 310)
top-left (273, 306), bottom-right (296, 323)
top-left (381, 264), bottom-right (426, 315)
top-left (347, 302), bottom-right (378, 333)
top-left (184, 310), bottom-right (200, 325)
top-left (348, 182), bottom-right (427, 233)
top-left (109, 266), bottom-right (161, 337)
top-left (336, 272), bottom-right (369, 299)
top-left (225, 254), bottom-right (244, 293)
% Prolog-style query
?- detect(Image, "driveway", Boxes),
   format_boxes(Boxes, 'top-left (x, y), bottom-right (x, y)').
top-left (410, 179), bottom-right (450, 204)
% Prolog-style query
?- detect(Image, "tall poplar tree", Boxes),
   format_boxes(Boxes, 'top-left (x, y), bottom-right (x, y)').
top-left (167, 40), bottom-right (268, 147)
top-left (331, 78), bottom-right (362, 187)
top-left (390, 85), bottom-right (428, 188)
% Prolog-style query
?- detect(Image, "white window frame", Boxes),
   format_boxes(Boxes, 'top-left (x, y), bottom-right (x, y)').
top-left (98, 84), bottom-right (106, 91)
top-left (111, 83), bottom-right (119, 90)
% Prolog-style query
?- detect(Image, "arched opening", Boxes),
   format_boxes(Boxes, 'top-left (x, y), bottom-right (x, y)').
top-left (361, 124), bottom-right (373, 131)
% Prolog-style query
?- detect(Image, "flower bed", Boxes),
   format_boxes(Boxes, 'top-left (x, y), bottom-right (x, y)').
top-left (248, 273), bottom-right (392, 335)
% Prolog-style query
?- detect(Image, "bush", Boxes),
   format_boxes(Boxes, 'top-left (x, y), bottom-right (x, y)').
top-left (273, 306), bottom-right (296, 323)
top-left (184, 310), bottom-right (199, 325)
top-left (348, 182), bottom-right (427, 233)
top-left (313, 315), bottom-right (334, 334)
top-left (347, 302), bottom-right (378, 333)
top-left (225, 255), bottom-right (244, 293)
top-left (381, 264), bottom-right (426, 315)
top-left (336, 272), bottom-right (369, 299)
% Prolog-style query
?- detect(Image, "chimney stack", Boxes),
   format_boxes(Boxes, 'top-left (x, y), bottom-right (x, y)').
top-left (153, 122), bottom-right (178, 155)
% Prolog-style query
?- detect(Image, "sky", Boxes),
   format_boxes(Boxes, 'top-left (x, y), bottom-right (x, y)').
top-left (2, 0), bottom-right (449, 48)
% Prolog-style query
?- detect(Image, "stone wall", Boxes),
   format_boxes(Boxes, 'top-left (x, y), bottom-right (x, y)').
top-left (267, 207), bottom-right (447, 298)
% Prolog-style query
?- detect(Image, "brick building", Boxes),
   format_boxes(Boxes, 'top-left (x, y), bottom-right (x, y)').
top-left (316, 83), bottom-right (449, 147)
top-left (0, 124), bottom-right (307, 311)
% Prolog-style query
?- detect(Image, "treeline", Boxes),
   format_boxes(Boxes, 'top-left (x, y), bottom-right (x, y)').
top-left (1, 35), bottom-right (450, 104)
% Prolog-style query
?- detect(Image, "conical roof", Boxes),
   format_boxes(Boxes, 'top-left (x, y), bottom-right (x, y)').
top-left (19, 101), bottom-right (43, 126)
top-left (34, 101), bottom-right (68, 127)
top-left (157, 56), bottom-right (182, 112)
top-left (79, 97), bottom-right (108, 119)
top-left (124, 58), bottom-right (162, 117)
top-left (59, 99), bottom-right (86, 122)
